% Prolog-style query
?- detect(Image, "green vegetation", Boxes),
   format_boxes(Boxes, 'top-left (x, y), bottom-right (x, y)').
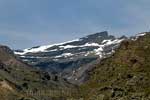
top-left (80, 33), bottom-right (150, 100)
top-left (0, 45), bottom-right (77, 100)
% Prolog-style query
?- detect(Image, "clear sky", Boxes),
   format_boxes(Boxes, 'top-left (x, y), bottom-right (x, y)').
top-left (0, 0), bottom-right (150, 49)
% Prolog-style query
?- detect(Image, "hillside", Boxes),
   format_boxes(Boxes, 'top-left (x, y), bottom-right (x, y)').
top-left (0, 45), bottom-right (76, 100)
top-left (80, 32), bottom-right (150, 99)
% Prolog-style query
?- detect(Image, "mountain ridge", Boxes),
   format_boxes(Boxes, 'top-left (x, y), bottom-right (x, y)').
top-left (14, 31), bottom-right (126, 84)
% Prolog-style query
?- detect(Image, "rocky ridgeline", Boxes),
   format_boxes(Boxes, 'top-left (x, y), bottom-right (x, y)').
top-left (14, 31), bottom-right (126, 84)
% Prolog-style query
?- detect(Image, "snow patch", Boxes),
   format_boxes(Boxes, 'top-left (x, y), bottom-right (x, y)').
top-left (54, 53), bottom-right (74, 58)
top-left (94, 39), bottom-right (124, 57)
top-left (102, 39), bottom-right (111, 44)
top-left (14, 39), bottom-right (80, 55)
top-left (136, 32), bottom-right (146, 37)
top-left (59, 45), bottom-right (78, 49)
top-left (132, 32), bottom-right (146, 41)
top-left (59, 43), bottom-right (100, 49)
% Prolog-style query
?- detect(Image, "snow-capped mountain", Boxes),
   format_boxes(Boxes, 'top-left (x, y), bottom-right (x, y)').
top-left (14, 31), bottom-right (126, 83)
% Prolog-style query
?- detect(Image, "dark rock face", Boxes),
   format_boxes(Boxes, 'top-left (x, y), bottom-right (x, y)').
top-left (14, 31), bottom-right (125, 83)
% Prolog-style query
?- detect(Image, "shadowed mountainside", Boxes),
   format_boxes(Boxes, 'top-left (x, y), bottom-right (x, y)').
top-left (0, 45), bottom-right (77, 100)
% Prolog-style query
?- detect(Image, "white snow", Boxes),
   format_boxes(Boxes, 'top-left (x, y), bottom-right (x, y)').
top-left (105, 39), bottom-right (123, 46)
top-left (94, 39), bottom-right (124, 57)
top-left (20, 56), bottom-right (48, 59)
top-left (14, 37), bottom-right (124, 58)
top-left (53, 59), bottom-right (59, 61)
top-left (94, 47), bottom-right (104, 58)
top-left (20, 56), bottom-right (26, 58)
top-left (83, 39), bottom-right (123, 57)
top-left (59, 43), bottom-right (100, 49)
top-left (102, 39), bottom-right (111, 44)
top-left (84, 52), bottom-right (91, 56)
top-left (14, 51), bottom-right (26, 55)
top-left (59, 45), bottom-right (78, 49)
top-left (84, 43), bottom-right (100, 47)
top-left (132, 32), bottom-right (146, 41)
top-left (54, 53), bottom-right (74, 58)
top-left (136, 32), bottom-right (146, 37)
top-left (22, 59), bottom-right (29, 62)
top-left (49, 49), bottom-right (58, 52)
top-left (14, 39), bottom-right (80, 55)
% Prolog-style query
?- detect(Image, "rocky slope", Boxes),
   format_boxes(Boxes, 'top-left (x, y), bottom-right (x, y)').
top-left (79, 32), bottom-right (150, 100)
top-left (14, 31), bottom-right (126, 84)
top-left (0, 45), bottom-right (76, 100)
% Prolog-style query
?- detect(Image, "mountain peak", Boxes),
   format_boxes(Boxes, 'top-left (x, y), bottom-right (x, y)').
top-left (81, 31), bottom-right (109, 40)
top-left (87, 31), bottom-right (108, 37)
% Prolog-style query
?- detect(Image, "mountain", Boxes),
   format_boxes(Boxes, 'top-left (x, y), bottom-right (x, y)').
top-left (1, 31), bottom-right (149, 100)
top-left (14, 31), bottom-right (126, 84)
top-left (79, 32), bottom-right (150, 99)
top-left (0, 45), bottom-right (76, 100)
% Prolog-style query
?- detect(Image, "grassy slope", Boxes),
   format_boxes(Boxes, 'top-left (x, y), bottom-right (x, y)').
top-left (0, 45), bottom-right (77, 100)
top-left (80, 33), bottom-right (150, 100)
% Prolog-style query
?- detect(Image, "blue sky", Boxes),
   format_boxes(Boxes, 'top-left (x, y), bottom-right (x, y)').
top-left (0, 0), bottom-right (150, 49)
